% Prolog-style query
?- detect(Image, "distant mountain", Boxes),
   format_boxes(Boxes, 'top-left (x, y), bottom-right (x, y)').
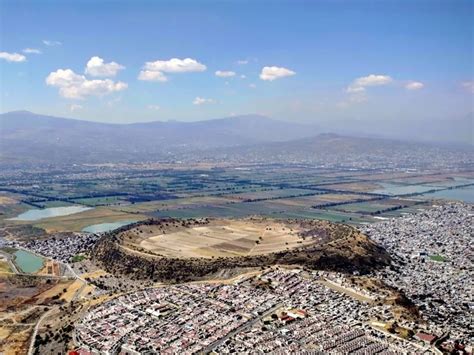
top-left (212, 132), bottom-right (474, 168)
top-left (317, 113), bottom-right (473, 146)
top-left (0, 111), bottom-right (319, 164)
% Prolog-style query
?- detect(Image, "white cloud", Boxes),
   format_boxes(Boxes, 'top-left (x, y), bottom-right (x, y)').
top-left (70, 104), bottom-right (83, 112)
top-left (138, 70), bottom-right (168, 82)
top-left (144, 58), bottom-right (206, 73)
top-left (405, 81), bottom-right (424, 90)
top-left (462, 81), bottom-right (474, 94)
top-left (148, 105), bottom-right (161, 110)
top-left (0, 52), bottom-right (26, 62)
top-left (346, 86), bottom-right (366, 94)
top-left (215, 70), bottom-right (236, 78)
top-left (259, 66), bottom-right (296, 81)
top-left (43, 39), bottom-right (62, 46)
top-left (193, 97), bottom-right (215, 105)
top-left (22, 48), bottom-right (41, 54)
top-left (347, 74), bottom-right (393, 93)
top-left (85, 56), bottom-right (125, 77)
top-left (46, 69), bottom-right (127, 99)
top-left (139, 57), bottom-right (206, 82)
top-left (240, 74), bottom-right (246, 79)
top-left (237, 60), bottom-right (249, 65)
top-left (249, 83), bottom-right (256, 88)
top-left (342, 74), bottom-right (392, 106)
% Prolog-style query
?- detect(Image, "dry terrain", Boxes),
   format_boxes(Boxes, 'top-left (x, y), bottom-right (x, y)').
top-left (131, 219), bottom-right (311, 258)
top-left (93, 217), bottom-right (391, 282)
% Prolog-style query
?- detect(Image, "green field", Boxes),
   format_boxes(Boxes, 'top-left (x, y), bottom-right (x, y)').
top-left (429, 254), bottom-right (447, 262)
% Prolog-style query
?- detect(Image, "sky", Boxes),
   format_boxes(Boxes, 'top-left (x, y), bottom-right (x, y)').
top-left (0, 0), bottom-right (473, 127)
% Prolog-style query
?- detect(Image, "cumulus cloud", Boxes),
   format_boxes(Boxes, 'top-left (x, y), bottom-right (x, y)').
top-left (193, 97), bottom-right (215, 105)
top-left (215, 70), bottom-right (236, 78)
top-left (347, 74), bottom-right (393, 93)
top-left (0, 52), bottom-right (26, 62)
top-left (462, 81), bottom-right (474, 94)
top-left (43, 39), bottom-right (62, 46)
top-left (138, 70), bottom-right (168, 82)
top-left (259, 66), bottom-right (296, 81)
top-left (70, 104), bottom-right (83, 112)
top-left (341, 74), bottom-right (393, 106)
top-left (46, 69), bottom-right (127, 99)
top-left (85, 56), bottom-right (125, 77)
top-left (148, 105), bottom-right (161, 110)
top-left (405, 81), bottom-right (424, 90)
top-left (144, 58), bottom-right (206, 73)
top-left (139, 58), bottom-right (206, 82)
top-left (22, 48), bottom-right (41, 54)
top-left (237, 60), bottom-right (249, 65)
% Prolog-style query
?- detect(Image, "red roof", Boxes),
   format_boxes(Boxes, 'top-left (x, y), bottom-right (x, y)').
top-left (416, 332), bottom-right (437, 344)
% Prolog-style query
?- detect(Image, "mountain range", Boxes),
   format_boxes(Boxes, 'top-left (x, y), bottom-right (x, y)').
top-left (0, 110), bottom-right (471, 165)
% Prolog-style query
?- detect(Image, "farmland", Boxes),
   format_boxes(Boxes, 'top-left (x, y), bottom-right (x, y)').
top-left (0, 163), bottom-right (473, 233)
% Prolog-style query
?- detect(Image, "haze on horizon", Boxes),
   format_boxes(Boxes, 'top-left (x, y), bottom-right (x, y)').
top-left (0, 0), bottom-right (472, 143)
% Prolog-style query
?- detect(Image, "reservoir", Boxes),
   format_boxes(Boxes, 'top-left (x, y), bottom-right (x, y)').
top-left (13, 250), bottom-right (44, 273)
top-left (421, 185), bottom-right (474, 204)
top-left (82, 220), bottom-right (138, 233)
top-left (372, 183), bottom-right (438, 196)
top-left (8, 206), bottom-right (92, 221)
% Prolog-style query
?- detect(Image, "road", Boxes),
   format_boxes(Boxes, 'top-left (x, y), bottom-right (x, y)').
top-left (27, 307), bottom-right (56, 355)
top-left (200, 302), bottom-right (283, 353)
top-left (0, 249), bottom-right (19, 273)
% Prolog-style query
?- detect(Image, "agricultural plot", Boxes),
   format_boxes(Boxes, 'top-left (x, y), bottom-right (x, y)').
top-left (225, 188), bottom-right (318, 201)
top-left (32, 207), bottom-right (147, 233)
top-left (1, 164), bottom-right (470, 230)
top-left (69, 195), bottom-right (128, 206)
top-left (132, 220), bottom-right (313, 259)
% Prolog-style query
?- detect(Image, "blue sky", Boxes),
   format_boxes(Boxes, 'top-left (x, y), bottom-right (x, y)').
top-left (0, 0), bottom-right (472, 124)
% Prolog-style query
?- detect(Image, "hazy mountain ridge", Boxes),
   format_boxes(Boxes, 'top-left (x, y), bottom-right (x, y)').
top-left (1, 111), bottom-right (471, 165)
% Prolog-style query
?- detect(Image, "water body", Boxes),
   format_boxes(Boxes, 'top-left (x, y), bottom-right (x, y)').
top-left (82, 220), bottom-right (138, 233)
top-left (9, 206), bottom-right (92, 221)
top-left (372, 183), bottom-right (438, 196)
top-left (421, 186), bottom-right (474, 203)
top-left (13, 250), bottom-right (44, 273)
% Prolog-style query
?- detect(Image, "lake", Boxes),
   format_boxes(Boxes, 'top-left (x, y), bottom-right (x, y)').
top-left (8, 206), bottom-right (92, 221)
top-left (421, 186), bottom-right (474, 203)
top-left (13, 250), bottom-right (44, 273)
top-left (372, 183), bottom-right (437, 196)
top-left (82, 220), bottom-right (138, 233)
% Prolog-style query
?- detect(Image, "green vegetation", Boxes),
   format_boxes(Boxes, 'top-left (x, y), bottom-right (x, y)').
top-left (71, 254), bottom-right (87, 263)
top-left (0, 246), bottom-right (17, 254)
top-left (429, 254), bottom-right (447, 262)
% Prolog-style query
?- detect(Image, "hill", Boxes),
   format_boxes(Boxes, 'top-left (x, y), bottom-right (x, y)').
top-left (92, 217), bottom-right (392, 282)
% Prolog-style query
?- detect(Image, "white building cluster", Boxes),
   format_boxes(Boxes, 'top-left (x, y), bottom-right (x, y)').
top-left (76, 269), bottom-right (423, 354)
top-left (362, 202), bottom-right (473, 344)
